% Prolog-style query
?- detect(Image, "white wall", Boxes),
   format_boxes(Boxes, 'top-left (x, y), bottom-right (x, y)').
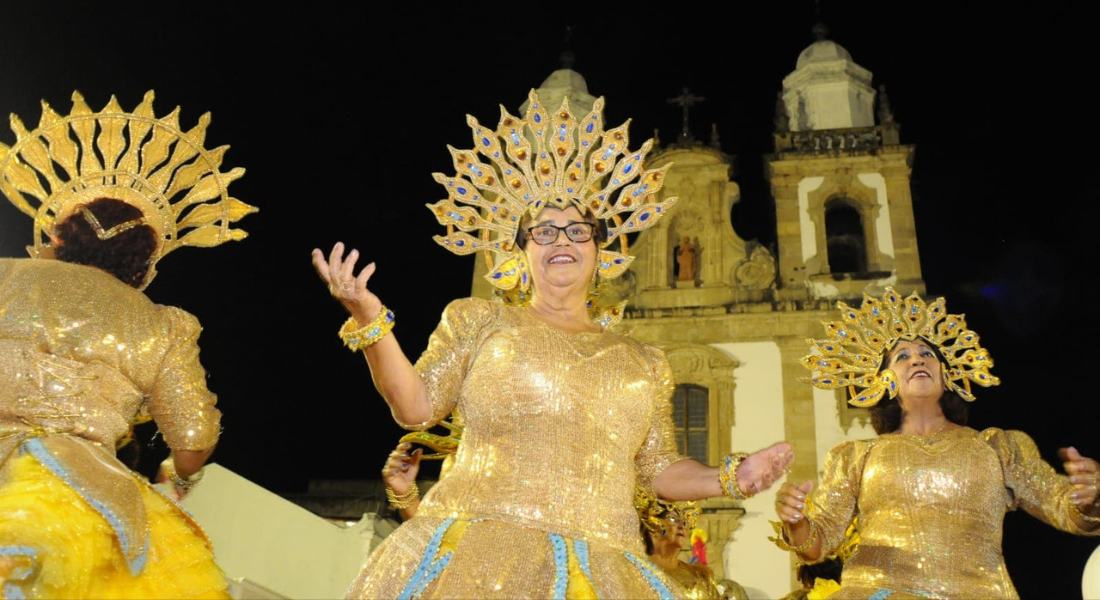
top-left (712, 341), bottom-right (792, 600)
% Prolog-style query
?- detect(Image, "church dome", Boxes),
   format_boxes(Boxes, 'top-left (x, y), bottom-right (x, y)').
top-left (796, 39), bottom-right (853, 68)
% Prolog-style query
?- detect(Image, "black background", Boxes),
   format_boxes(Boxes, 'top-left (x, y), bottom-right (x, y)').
top-left (0, 2), bottom-right (1095, 598)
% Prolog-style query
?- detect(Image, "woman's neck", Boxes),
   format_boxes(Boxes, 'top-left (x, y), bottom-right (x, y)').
top-left (898, 411), bottom-right (954, 436)
top-left (526, 294), bottom-right (600, 333)
top-left (649, 543), bottom-right (683, 569)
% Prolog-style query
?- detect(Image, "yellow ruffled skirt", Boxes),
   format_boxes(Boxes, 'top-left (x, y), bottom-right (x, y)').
top-left (0, 452), bottom-right (230, 599)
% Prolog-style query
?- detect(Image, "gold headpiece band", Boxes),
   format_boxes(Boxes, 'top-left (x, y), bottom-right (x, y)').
top-left (801, 287), bottom-right (1000, 407)
top-left (0, 90), bottom-right (257, 290)
top-left (634, 484), bottom-right (700, 534)
top-left (81, 207), bottom-right (148, 240)
top-left (427, 89), bottom-right (677, 328)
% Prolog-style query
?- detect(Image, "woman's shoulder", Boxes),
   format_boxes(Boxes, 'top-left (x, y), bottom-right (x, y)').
top-left (440, 296), bottom-right (506, 321)
top-left (975, 426), bottom-right (1040, 452)
top-left (823, 436), bottom-right (879, 466)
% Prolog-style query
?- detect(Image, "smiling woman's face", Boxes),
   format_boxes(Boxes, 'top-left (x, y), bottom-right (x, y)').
top-left (522, 205), bottom-right (597, 293)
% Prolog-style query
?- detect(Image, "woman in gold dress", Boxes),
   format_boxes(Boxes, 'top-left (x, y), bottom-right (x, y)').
top-left (0, 91), bottom-right (256, 598)
top-left (773, 288), bottom-right (1100, 599)
top-left (635, 486), bottom-right (727, 600)
top-left (312, 89), bottom-right (794, 599)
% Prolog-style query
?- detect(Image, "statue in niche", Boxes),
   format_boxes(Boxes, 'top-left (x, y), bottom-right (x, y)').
top-left (676, 236), bottom-right (698, 281)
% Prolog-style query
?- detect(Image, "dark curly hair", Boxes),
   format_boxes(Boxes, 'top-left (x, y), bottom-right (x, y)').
top-left (869, 338), bottom-right (970, 435)
top-left (54, 197), bottom-right (157, 288)
top-left (797, 556), bottom-right (843, 586)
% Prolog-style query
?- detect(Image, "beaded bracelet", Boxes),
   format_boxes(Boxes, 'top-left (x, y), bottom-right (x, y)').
top-left (386, 482), bottom-right (419, 510)
top-left (160, 457), bottom-right (204, 493)
top-left (718, 452), bottom-right (752, 500)
top-left (338, 306), bottom-right (395, 351)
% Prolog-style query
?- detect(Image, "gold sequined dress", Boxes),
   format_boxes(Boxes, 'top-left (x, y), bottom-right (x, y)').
top-left (346, 297), bottom-right (689, 599)
top-left (801, 426), bottom-right (1100, 599)
top-left (0, 258), bottom-right (229, 598)
top-left (660, 560), bottom-right (721, 599)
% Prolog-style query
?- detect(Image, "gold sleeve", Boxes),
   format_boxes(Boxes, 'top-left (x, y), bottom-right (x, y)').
top-left (146, 306), bottom-right (221, 451)
top-left (802, 440), bottom-right (867, 562)
top-left (407, 297), bottom-right (495, 430)
top-left (986, 428), bottom-right (1100, 536)
top-left (634, 344), bottom-right (686, 489)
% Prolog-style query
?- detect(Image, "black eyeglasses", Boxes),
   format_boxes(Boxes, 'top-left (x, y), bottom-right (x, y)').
top-left (526, 222), bottom-right (596, 245)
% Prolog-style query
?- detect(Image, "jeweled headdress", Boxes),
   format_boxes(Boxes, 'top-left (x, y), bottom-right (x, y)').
top-left (427, 89), bottom-right (677, 328)
top-left (801, 287), bottom-right (1000, 407)
top-left (635, 484), bottom-right (700, 534)
top-left (0, 90), bottom-right (256, 290)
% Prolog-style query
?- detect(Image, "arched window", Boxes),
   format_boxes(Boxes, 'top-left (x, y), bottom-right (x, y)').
top-left (824, 198), bottom-right (867, 274)
top-left (672, 383), bottom-right (709, 462)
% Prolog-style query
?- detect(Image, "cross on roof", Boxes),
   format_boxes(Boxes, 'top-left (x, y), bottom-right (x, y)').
top-left (667, 87), bottom-right (705, 143)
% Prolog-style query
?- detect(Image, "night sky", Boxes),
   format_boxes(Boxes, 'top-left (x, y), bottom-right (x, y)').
top-left (0, 2), bottom-right (1095, 597)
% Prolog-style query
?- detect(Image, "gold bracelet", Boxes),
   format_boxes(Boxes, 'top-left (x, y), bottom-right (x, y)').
top-left (338, 306), bottom-right (395, 351)
top-left (1076, 502), bottom-right (1100, 525)
top-left (784, 520), bottom-right (819, 555)
top-left (386, 482), bottom-right (419, 509)
top-left (160, 456), bottom-right (204, 492)
top-left (718, 452), bottom-right (751, 500)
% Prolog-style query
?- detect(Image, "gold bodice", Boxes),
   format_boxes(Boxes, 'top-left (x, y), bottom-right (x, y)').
top-left (407, 297), bottom-right (684, 553)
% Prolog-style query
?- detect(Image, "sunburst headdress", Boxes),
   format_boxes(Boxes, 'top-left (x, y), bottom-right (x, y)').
top-left (0, 90), bottom-right (256, 290)
top-left (801, 287), bottom-right (1000, 407)
top-left (427, 89), bottom-right (677, 328)
top-left (635, 484), bottom-right (700, 534)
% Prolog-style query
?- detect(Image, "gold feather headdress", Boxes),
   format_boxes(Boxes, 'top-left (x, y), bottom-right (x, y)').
top-left (427, 89), bottom-right (677, 328)
top-left (801, 287), bottom-right (1000, 407)
top-left (635, 484), bottom-right (700, 534)
top-left (0, 90), bottom-right (256, 290)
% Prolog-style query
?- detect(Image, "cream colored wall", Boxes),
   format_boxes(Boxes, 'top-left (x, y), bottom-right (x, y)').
top-left (799, 176), bottom-right (825, 263)
top-left (711, 340), bottom-right (792, 600)
top-left (178, 464), bottom-right (391, 600)
top-left (857, 172), bottom-right (894, 258)
top-left (812, 386), bottom-right (876, 472)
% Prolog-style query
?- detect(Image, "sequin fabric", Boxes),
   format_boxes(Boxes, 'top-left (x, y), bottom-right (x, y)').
top-left (0, 257), bottom-right (222, 571)
top-left (347, 297), bottom-right (687, 599)
top-left (803, 427), bottom-right (1100, 599)
top-left (661, 561), bottom-right (721, 599)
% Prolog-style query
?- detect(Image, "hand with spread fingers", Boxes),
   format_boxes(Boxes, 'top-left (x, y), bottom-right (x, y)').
top-left (737, 442), bottom-right (796, 497)
top-left (1060, 446), bottom-right (1100, 524)
top-left (311, 241), bottom-right (383, 327)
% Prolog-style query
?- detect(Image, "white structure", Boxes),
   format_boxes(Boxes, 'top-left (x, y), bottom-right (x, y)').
top-left (1085, 544), bottom-right (1100, 599)
top-left (177, 464), bottom-right (390, 600)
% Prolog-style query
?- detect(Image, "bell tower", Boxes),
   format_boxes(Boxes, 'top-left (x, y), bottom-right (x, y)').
top-left (766, 23), bottom-right (925, 303)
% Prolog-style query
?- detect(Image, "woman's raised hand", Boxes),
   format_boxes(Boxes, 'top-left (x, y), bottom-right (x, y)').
top-left (311, 242), bottom-right (383, 325)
